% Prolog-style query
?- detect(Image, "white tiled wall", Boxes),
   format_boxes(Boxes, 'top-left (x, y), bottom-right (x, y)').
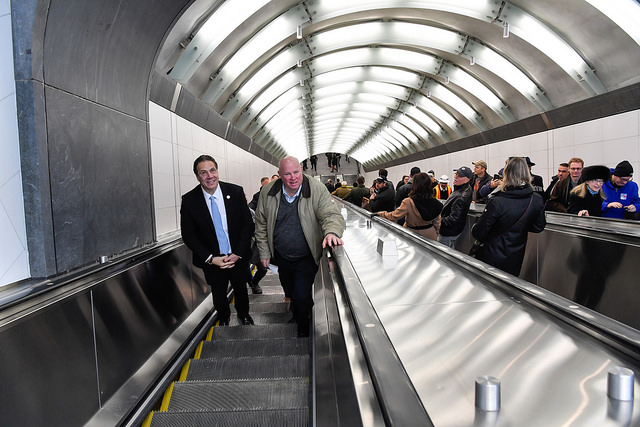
top-left (149, 102), bottom-right (278, 238)
top-left (0, 5), bottom-right (29, 287)
top-left (376, 110), bottom-right (640, 192)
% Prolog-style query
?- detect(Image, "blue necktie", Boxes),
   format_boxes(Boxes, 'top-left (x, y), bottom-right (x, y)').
top-left (209, 195), bottom-right (231, 254)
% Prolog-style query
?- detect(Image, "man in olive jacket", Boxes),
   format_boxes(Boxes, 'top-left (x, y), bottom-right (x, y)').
top-left (254, 156), bottom-right (346, 336)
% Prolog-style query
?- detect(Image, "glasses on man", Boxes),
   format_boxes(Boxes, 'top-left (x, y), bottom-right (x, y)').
top-left (618, 176), bottom-right (633, 183)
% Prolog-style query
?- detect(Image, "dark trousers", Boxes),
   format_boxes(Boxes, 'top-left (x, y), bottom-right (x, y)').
top-left (273, 253), bottom-right (318, 333)
top-left (247, 263), bottom-right (268, 286)
top-left (203, 259), bottom-right (250, 321)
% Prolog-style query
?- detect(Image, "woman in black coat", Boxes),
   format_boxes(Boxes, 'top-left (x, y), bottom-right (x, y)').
top-left (471, 157), bottom-right (546, 276)
top-left (567, 165), bottom-right (610, 217)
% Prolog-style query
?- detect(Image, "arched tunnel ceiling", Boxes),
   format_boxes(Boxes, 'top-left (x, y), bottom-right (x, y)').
top-left (156, 0), bottom-right (640, 168)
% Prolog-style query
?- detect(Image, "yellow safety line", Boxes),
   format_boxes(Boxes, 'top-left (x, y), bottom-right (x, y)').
top-left (206, 326), bottom-right (214, 341)
top-left (193, 341), bottom-right (204, 359)
top-left (179, 359), bottom-right (191, 382)
top-left (159, 382), bottom-right (175, 412)
top-left (140, 411), bottom-right (154, 427)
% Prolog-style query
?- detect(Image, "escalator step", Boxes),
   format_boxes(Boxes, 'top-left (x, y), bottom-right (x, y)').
top-left (245, 301), bottom-right (289, 313)
top-left (250, 312), bottom-right (293, 324)
top-left (248, 294), bottom-right (289, 303)
top-left (187, 355), bottom-right (309, 381)
top-left (200, 338), bottom-right (309, 358)
top-left (150, 408), bottom-right (308, 426)
top-left (213, 323), bottom-right (297, 340)
top-left (167, 378), bottom-right (309, 411)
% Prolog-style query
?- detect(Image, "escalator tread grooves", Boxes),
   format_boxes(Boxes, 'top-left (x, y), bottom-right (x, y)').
top-left (150, 408), bottom-right (309, 427)
top-left (186, 355), bottom-right (310, 381)
top-left (200, 338), bottom-right (309, 358)
top-left (167, 379), bottom-right (309, 412)
top-left (212, 323), bottom-right (297, 340)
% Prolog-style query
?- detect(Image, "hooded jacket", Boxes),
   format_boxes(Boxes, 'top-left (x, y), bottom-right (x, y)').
top-left (378, 196), bottom-right (442, 240)
top-left (472, 185), bottom-right (546, 276)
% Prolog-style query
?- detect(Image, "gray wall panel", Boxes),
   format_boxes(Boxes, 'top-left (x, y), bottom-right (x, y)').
top-left (16, 79), bottom-right (57, 277)
top-left (0, 294), bottom-right (98, 427)
top-left (46, 87), bottom-right (154, 272)
top-left (41, 0), bottom-right (188, 119)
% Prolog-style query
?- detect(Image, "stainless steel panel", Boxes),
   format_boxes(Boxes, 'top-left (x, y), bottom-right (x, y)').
top-left (92, 247), bottom-right (196, 402)
top-left (338, 205), bottom-right (640, 426)
top-left (466, 209), bottom-right (640, 330)
top-left (0, 293), bottom-right (99, 427)
top-left (0, 243), bottom-right (211, 426)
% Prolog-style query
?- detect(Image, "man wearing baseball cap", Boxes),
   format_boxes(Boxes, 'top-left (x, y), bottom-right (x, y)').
top-left (471, 160), bottom-right (491, 204)
top-left (438, 166), bottom-right (473, 248)
top-left (602, 160), bottom-right (640, 219)
top-left (368, 176), bottom-right (395, 213)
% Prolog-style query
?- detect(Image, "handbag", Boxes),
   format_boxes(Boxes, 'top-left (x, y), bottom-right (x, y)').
top-left (361, 197), bottom-right (371, 211)
top-left (469, 195), bottom-right (534, 257)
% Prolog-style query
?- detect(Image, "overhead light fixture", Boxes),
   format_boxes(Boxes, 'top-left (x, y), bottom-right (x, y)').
top-left (470, 56), bottom-right (475, 65)
top-left (297, 59), bottom-right (302, 67)
top-left (444, 76), bottom-right (450, 84)
top-left (296, 25), bottom-right (303, 39)
top-left (503, 22), bottom-right (510, 38)
top-left (299, 79), bottom-right (305, 86)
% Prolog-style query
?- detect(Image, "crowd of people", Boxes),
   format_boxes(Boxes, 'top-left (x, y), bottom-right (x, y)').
top-left (179, 154), bottom-right (637, 338)
top-left (330, 155), bottom-right (638, 274)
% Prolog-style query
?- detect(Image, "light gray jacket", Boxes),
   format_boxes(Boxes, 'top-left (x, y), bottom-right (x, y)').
top-left (254, 175), bottom-right (346, 264)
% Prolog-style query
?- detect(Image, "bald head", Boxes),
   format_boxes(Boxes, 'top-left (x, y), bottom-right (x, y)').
top-left (278, 156), bottom-right (303, 196)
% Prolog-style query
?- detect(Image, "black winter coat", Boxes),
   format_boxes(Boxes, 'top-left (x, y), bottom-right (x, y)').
top-left (369, 185), bottom-right (395, 213)
top-left (471, 186), bottom-right (546, 276)
top-left (439, 183), bottom-right (472, 236)
top-left (567, 190), bottom-right (604, 217)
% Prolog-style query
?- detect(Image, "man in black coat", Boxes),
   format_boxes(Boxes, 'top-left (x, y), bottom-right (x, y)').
top-left (438, 166), bottom-right (473, 248)
top-left (368, 176), bottom-right (395, 212)
top-left (180, 155), bottom-right (255, 326)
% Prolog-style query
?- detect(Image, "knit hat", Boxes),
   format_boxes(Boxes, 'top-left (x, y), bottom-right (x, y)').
top-left (612, 160), bottom-right (633, 177)
top-left (581, 165), bottom-right (611, 182)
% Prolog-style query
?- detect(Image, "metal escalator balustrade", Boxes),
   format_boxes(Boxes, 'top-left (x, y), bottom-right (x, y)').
top-left (332, 199), bottom-right (640, 426)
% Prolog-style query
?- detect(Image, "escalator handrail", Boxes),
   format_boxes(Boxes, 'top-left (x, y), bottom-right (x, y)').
top-left (327, 244), bottom-right (434, 426)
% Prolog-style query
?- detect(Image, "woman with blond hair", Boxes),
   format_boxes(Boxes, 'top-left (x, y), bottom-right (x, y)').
top-left (377, 172), bottom-right (442, 240)
top-left (471, 157), bottom-right (546, 276)
top-left (567, 165), bottom-right (610, 217)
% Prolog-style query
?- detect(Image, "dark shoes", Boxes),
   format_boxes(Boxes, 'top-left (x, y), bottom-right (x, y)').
top-left (250, 283), bottom-right (263, 294)
top-left (218, 319), bottom-right (230, 326)
top-left (238, 315), bottom-right (254, 325)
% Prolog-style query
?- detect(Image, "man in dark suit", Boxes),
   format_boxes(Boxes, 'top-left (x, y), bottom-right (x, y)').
top-left (180, 154), bottom-right (255, 326)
